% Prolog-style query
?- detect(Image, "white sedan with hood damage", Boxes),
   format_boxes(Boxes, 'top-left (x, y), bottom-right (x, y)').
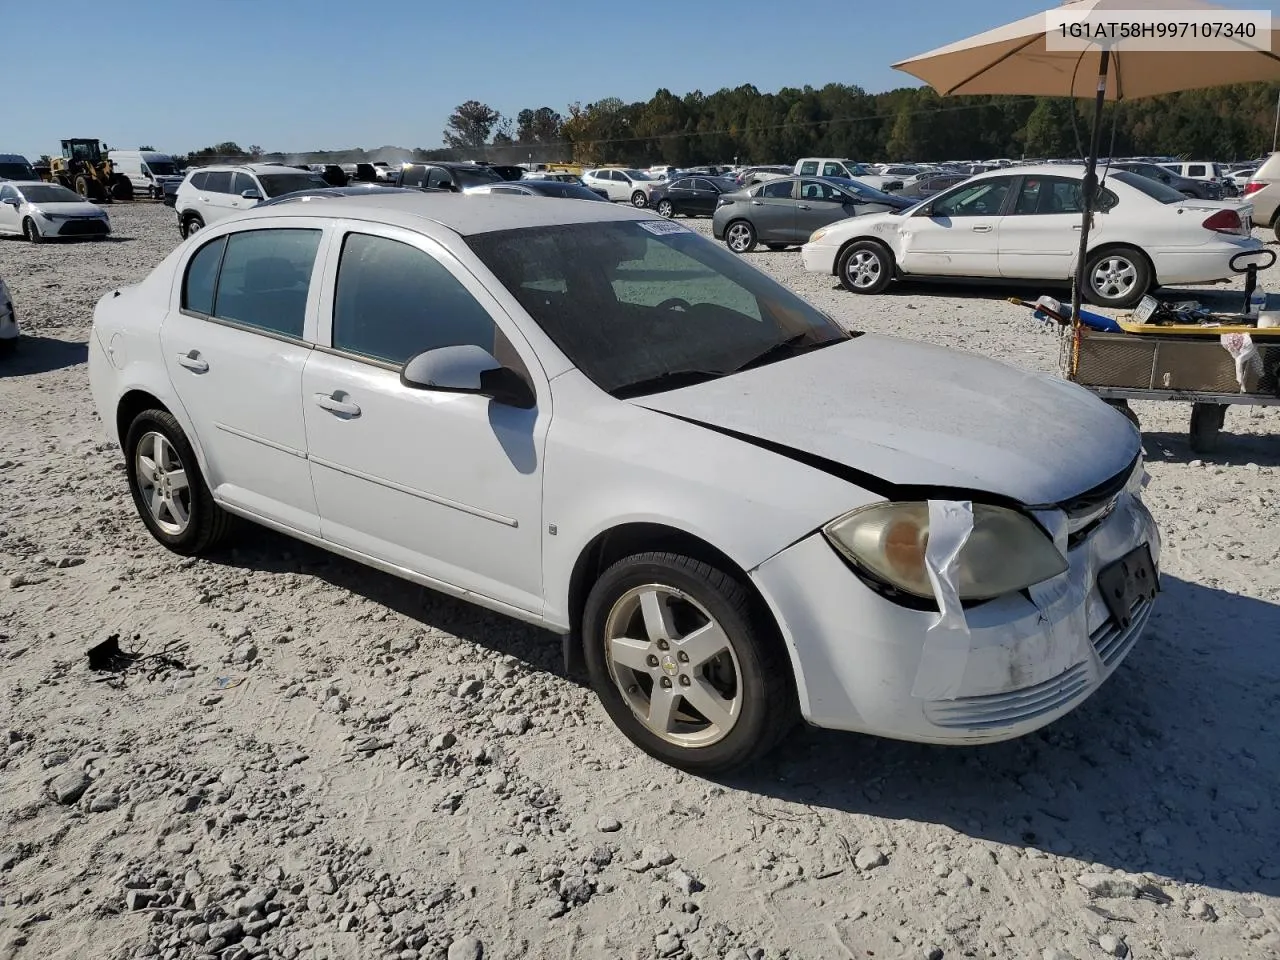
top-left (87, 192), bottom-right (1159, 772)
top-left (802, 164), bottom-right (1261, 308)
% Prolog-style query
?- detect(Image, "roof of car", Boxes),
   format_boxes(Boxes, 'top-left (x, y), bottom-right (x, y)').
top-left (192, 163), bottom-right (315, 174)
top-left (233, 190), bottom-right (659, 235)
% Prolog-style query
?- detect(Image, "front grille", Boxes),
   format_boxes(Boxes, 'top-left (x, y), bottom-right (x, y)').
top-left (57, 219), bottom-right (108, 237)
top-left (925, 662), bottom-right (1091, 729)
top-left (1090, 595), bottom-right (1153, 668)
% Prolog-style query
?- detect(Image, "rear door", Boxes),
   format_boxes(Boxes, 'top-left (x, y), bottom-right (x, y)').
top-left (199, 171), bottom-right (238, 223)
top-left (998, 175), bottom-right (1092, 279)
top-left (750, 179), bottom-right (798, 241)
top-left (796, 179), bottom-right (863, 236)
top-left (160, 223), bottom-right (325, 533)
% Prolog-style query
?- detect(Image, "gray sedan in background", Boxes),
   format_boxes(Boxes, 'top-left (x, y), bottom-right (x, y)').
top-left (712, 176), bottom-right (898, 253)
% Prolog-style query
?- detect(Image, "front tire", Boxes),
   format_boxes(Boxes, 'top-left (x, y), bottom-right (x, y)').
top-left (124, 409), bottom-right (233, 555)
top-left (181, 214), bottom-right (204, 239)
top-left (631, 191), bottom-right (648, 208)
top-left (23, 218), bottom-right (43, 244)
top-left (583, 552), bottom-right (797, 773)
top-left (837, 240), bottom-right (893, 294)
top-left (1084, 246), bottom-right (1151, 309)
top-left (724, 220), bottom-right (757, 253)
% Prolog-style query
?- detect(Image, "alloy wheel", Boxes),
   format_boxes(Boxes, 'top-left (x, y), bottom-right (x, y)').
top-left (657, 200), bottom-right (673, 218)
top-left (603, 584), bottom-right (742, 748)
top-left (135, 431), bottom-right (192, 536)
top-left (845, 249), bottom-right (883, 289)
top-left (726, 224), bottom-right (752, 252)
top-left (1091, 256), bottom-right (1138, 301)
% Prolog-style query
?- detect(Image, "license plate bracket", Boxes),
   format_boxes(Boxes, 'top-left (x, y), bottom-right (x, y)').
top-left (1097, 545), bottom-right (1159, 629)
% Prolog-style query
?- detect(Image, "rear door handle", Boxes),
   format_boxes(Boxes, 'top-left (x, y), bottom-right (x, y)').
top-left (176, 351), bottom-right (209, 373)
top-left (314, 392), bottom-right (361, 418)
top-left (971, 224), bottom-right (992, 232)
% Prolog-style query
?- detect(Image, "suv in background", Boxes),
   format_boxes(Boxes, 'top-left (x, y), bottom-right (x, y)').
top-left (393, 162), bottom-right (504, 192)
top-left (174, 164), bottom-right (330, 237)
top-left (1244, 152), bottom-right (1280, 237)
top-left (0, 154), bottom-right (36, 182)
top-left (580, 168), bottom-right (662, 206)
top-left (1108, 161), bottom-right (1222, 200)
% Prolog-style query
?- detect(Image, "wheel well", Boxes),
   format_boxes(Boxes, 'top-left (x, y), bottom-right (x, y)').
top-left (834, 235), bottom-right (893, 276)
top-left (1085, 242), bottom-right (1156, 287)
top-left (116, 390), bottom-right (169, 447)
top-left (567, 523), bottom-right (768, 638)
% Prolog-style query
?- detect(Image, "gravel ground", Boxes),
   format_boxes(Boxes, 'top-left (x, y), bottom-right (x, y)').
top-left (2, 202), bottom-right (1279, 960)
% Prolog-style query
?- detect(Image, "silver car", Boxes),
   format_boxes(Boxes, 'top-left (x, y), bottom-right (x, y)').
top-left (712, 176), bottom-right (895, 253)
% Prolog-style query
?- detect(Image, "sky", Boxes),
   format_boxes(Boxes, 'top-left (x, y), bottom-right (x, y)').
top-left (1, 0), bottom-right (1270, 161)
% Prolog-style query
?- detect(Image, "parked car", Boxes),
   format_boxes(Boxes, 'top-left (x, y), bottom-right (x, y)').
top-left (1161, 160), bottom-right (1228, 185)
top-left (0, 181), bottom-right (111, 242)
top-left (395, 162), bottom-right (505, 192)
top-left (896, 172), bottom-right (971, 199)
top-left (801, 165), bottom-right (1260, 308)
top-left (1244, 152), bottom-right (1280, 237)
top-left (341, 163), bottom-right (380, 183)
top-left (465, 180), bottom-right (606, 201)
top-left (876, 164), bottom-right (926, 188)
top-left (1109, 161), bottom-right (1222, 200)
top-left (174, 164), bottom-right (330, 237)
top-left (581, 168), bottom-right (661, 206)
top-left (793, 159), bottom-right (903, 192)
top-left (309, 164), bottom-right (350, 187)
top-left (0, 153), bottom-right (37, 182)
top-left (372, 161), bottom-right (395, 182)
top-left (713, 176), bottom-right (900, 252)
top-left (649, 176), bottom-right (738, 217)
top-left (162, 179), bottom-right (181, 207)
top-left (735, 165), bottom-right (793, 188)
top-left (87, 191), bottom-right (1158, 772)
top-left (110, 150), bottom-right (184, 200)
top-left (0, 273), bottom-right (16, 353)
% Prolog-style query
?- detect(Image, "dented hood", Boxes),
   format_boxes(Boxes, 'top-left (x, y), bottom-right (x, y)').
top-left (633, 335), bottom-right (1139, 506)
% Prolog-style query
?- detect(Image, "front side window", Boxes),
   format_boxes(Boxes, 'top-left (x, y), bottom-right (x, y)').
top-left (798, 161), bottom-right (818, 175)
top-left (426, 167), bottom-right (455, 190)
top-left (466, 221), bottom-right (849, 397)
top-left (232, 172), bottom-right (258, 196)
top-left (1188, 164), bottom-right (1206, 178)
top-left (208, 229), bottom-right (322, 338)
top-left (332, 233), bottom-right (498, 365)
top-left (821, 162), bottom-right (844, 177)
top-left (930, 178), bottom-right (1013, 217)
top-left (400, 165), bottom-right (428, 189)
top-left (0, 185), bottom-right (17, 202)
top-left (799, 179), bottom-right (846, 202)
top-left (758, 180), bottom-right (794, 199)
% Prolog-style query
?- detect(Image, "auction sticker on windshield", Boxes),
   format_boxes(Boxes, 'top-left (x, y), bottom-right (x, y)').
top-left (638, 219), bottom-right (691, 236)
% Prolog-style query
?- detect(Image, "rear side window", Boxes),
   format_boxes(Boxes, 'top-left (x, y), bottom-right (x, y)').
top-left (190, 172), bottom-right (208, 190)
top-left (205, 171), bottom-right (233, 194)
top-left (183, 236), bottom-right (227, 315)
top-left (210, 229), bottom-right (322, 338)
top-left (331, 233), bottom-right (498, 365)
top-left (821, 162), bottom-right (844, 177)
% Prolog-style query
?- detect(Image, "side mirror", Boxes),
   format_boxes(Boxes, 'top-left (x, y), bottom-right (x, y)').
top-left (241, 189), bottom-right (261, 200)
top-left (1, 198), bottom-right (18, 207)
top-left (401, 344), bottom-right (535, 409)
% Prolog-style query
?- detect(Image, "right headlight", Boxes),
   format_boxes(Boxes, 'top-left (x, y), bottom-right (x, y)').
top-left (809, 227), bottom-right (829, 243)
top-left (823, 501), bottom-right (1068, 602)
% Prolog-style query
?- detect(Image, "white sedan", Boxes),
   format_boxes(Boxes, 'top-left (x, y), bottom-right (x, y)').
top-left (801, 165), bottom-right (1261, 308)
top-left (0, 180), bottom-right (112, 243)
top-left (88, 193), bottom-right (1159, 771)
top-left (0, 274), bottom-right (16, 352)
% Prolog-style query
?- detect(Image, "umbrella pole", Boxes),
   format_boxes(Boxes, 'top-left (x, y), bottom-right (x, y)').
top-left (1070, 48), bottom-right (1111, 324)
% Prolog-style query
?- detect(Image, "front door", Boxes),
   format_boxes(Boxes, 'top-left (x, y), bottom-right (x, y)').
top-left (689, 178), bottom-right (721, 215)
top-left (159, 224), bottom-right (325, 533)
top-left (0, 185), bottom-right (20, 234)
top-left (750, 179), bottom-right (798, 242)
top-left (897, 176), bottom-right (1015, 277)
top-left (301, 222), bottom-right (547, 616)
top-left (795, 179), bottom-right (864, 236)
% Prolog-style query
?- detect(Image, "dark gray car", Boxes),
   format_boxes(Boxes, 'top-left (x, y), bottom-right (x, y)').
top-left (712, 177), bottom-right (894, 252)
top-left (1109, 161), bottom-right (1222, 200)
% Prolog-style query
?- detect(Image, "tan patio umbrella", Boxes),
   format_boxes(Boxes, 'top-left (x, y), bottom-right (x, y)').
top-left (893, 0), bottom-right (1280, 318)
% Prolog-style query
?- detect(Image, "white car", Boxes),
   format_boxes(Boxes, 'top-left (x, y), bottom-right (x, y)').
top-left (174, 164), bottom-right (330, 238)
top-left (802, 165), bottom-right (1262, 308)
top-left (0, 274), bottom-right (16, 352)
top-left (0, 181), bottom-right (111, 243)
top-left (88, 193), bottom-right (1159, 772)
top-left (581, 168), bottom-right (661, 206)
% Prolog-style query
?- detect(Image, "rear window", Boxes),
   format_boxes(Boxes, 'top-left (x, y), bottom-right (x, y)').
top-left (1109, 170), bottom-right (1184, 204)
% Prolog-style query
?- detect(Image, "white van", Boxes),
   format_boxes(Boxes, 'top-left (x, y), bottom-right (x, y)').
top-left (109, 150), bottom-right (184, 200)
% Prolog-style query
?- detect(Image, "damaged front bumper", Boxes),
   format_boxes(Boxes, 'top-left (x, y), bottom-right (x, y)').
top-left (751, 489), bottom-right (1160, 744)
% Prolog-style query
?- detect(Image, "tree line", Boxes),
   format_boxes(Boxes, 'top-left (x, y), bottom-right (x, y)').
top-left (181, 81), bottom-right (1280, 169)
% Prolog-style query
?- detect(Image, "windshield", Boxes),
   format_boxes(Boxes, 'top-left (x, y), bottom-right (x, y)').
top-left (453, 166), bottom-right (504, 188)
top-left (147, 160), bottom-right (179, 176)
top-left (17, 184), bottom-right (83, 203)
top-left (258, 173), bottom-right (330, 197)
top-left (1109, 170), bottom-right (1184, 204)
top-left (0, 163), bottom-right (35, 180)
top-left (466, 221), bottom-right (849, 396)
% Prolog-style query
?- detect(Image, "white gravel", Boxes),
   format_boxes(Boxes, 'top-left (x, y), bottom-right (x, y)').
top-left (1, 202), bottom-right (1279, 960)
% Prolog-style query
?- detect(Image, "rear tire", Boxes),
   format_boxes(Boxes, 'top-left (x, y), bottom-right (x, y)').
top-left (582, 552), bottom-right (798, 773)
top-left (1189, 402), bottom-right (1226, 454)
top-left (110, 176), bottom-right (134, 201)
top-left (1084, 246), bottom-right (1152, 309)
top-left (124, 409), bottom-right (234, 555)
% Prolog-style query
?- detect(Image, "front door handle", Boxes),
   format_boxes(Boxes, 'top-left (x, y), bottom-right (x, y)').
top-left (314, 392), bottom-right (361, 418)
top-left (176, 351), bottom-right (209, 373)
top-left (971, 224), bottom-right (993, 233)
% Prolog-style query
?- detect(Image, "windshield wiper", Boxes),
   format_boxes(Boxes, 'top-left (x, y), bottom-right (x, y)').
top-left (734, 333), bottom-right (838, 373)
top-left (610, 368), bottom-right (727, 399)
